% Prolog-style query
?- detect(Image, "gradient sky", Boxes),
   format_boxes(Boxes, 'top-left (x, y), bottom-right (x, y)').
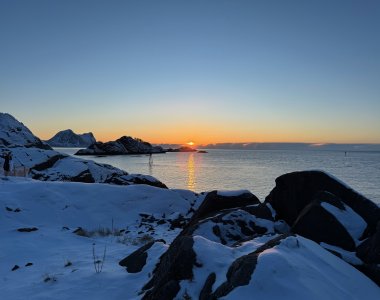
top-left (1, 0), bottom-right (379, 144)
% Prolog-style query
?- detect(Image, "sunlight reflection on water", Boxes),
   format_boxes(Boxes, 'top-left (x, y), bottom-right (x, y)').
top-left (187, 153), bottom-right (195, 190)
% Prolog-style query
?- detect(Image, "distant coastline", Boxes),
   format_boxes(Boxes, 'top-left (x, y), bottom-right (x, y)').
top-left (163, 143), bottom-right (380, 152)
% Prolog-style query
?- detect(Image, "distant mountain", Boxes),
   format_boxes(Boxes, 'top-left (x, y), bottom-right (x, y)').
top-left (75, 136), bottom-right (165, 155)
top-left (46, 129), bottom-right (96, 147)
top-left (0, 112), bottom-right (51, 149)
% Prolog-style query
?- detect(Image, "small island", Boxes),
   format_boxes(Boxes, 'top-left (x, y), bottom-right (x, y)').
top-left (166, 146), bottom-right (197, 152)
top-left (75, 136), bottom-right (165, 155)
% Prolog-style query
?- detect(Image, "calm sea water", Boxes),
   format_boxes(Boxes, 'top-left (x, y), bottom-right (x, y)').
top-left (56, 148), bottom-right (380, 204)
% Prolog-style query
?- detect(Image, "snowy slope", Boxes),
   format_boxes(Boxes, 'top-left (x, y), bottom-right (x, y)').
top-left (0, 177), bottom-right (195, 300)
top-left (0, 113), bottom-right (51, 149)
top-left (0, 147), bottom-right (167, 188)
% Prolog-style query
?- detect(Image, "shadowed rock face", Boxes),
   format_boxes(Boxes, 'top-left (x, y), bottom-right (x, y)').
top-left (119, 240), bottom-right (166, 273)
top-left (189, 190), bottom-right (261, 225)
top-left (142, 236), bottom-right (197, 300)
top-left (265, 170), bottom-right (380, 234)
top-left (292, 191), bottom-right (356, 251)
top-left (357, 221), bottom-right (380, 264)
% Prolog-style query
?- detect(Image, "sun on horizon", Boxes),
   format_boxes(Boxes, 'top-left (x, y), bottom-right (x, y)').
top-left (186, 141), bottom-right (195, 146)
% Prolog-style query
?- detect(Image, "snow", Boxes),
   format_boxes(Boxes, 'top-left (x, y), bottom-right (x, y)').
top-left (226, 236), bottom-right (380, 300)
top-left (192, 209), bottom-right (275, 245)
top-left (0, 113), bottom-right (47, 148)
top-left (178, 234), bottom-right (276, 299)
top-left (320, 242), bottom-right (363, 265)
top-left (266, 203), bottom-right (277, 219)
top-left (321, 202), bottom-right (367, 244)
top-left (0, 177), bottom-right (192, 300)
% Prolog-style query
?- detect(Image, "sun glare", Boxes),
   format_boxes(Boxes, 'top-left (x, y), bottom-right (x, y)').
top-left (187, 141), bottom-right (195, 146)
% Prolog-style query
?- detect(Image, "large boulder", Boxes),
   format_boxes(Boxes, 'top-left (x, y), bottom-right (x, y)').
top-left (189, 190), bottom-right (260, 225)
top-left (265, 171), bottom-right (380, 234)
top-left (292, 191), bottom-right (357, 251)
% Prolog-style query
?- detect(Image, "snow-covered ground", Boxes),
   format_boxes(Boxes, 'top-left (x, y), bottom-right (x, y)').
top-left (2, 176), bottom-right (379, 300)
top-left (0, 176), bottom-right (196, 300)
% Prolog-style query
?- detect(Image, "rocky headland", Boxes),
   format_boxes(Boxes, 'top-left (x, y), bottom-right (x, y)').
top-left (75, 136), bottom-right (165, 155)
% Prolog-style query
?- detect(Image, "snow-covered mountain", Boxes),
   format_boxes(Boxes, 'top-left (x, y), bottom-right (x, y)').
top-left (0, 113), bottom-right (51, 149)
top-left (46, 129), bottom-right (96, 147)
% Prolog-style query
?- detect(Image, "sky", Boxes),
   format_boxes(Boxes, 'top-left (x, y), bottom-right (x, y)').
top-left (0, 0), bottom-right (379, 145)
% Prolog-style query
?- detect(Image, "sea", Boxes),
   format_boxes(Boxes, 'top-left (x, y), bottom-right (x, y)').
top-left (56, 148), bottom-right (380, 204)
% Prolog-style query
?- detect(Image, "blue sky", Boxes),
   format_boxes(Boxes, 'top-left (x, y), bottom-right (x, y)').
top-left (1, 0), bottom-right (379, 144)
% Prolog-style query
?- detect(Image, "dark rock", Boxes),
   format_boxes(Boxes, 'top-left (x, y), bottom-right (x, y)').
top-left (356, 264), bottom-right (380, 286)
top-left (25, 263), bottom-right (33, 267)
top-left (5, 206), bottom-right (13, 211)
top-left (17, 227), bottom-right (38, 232)
top-left (11, 265), bottom-right (19, 271)
top-left (189, 190), bottom-right (260, 225)
top-left (142, 236), bottom-right (196, 300)
top-left (357, 221), bottom-right (380, 264)
top-left (166, 147), bottom-right (197, 152)
top-left (30, 154), bottom-right (66, 172)
top-left (212, 234), bottom-right (291, 298)
top-left (243, 203), bottom-right (274, 221)
top-left (199, 273), bottom-right (216, 300)
top-left (292, 192), bottom-right (356, 251)
top-left (75, 136), bottom-right (165, 155)
top-left (70, 170), bottom-right (95, 183)
top-left (119, 240), bottom-right (163, 273)
top-left (265, 171), bottom-right (380, 234)
top-left (123, 176), bottom-right (167, 189)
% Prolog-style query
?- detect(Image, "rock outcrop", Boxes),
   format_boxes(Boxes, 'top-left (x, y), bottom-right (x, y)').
top-left (75, 136), bottom-right (165, 155)
top-left (46, 129), bottom-right (96, 147)
top-left (265, 170), bottom-right (380, 285)
top-left (120, 171), bottom-right (380, 300)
